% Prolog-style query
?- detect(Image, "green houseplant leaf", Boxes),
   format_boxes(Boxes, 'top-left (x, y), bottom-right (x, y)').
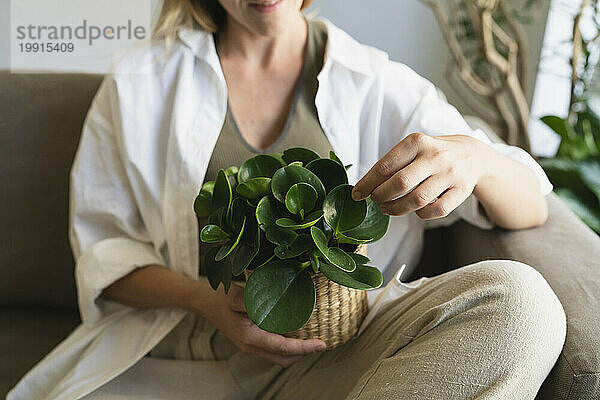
top-left (229, 217), bottom-right (261, 275)
top-left (194, 181), bottom-right (216, 218)
top-left (244, 260), bottom-right (316, 334)
top-left (305, 158), bottom-right (348, 193)
top-left (215, 217), bottom-right (246, 261)
top-left (285, 182), bottom-right (318, 217)
top-left (200, 224), bottom-right (230, 243)
top-left (320, 262), bottom-right (383, 290)
top-left (341, 198), bottom-right (390, 244)
top-left (275, 210), bottom-right (324, 230)
top-left (323, 184), bottom-right (367, 235)
top-left (194, 190), bottom-right (213, 218)
top-left (310, 226), bottom-right (356, 272)
top-left (265, 225), bottom-right (298, 246)
top-left (238, 154), bottom-right (284, 184)
top-left (271, 165), bottom-right (326, 205)
top-left (236, 177), bottom-right (272, 200)
top-left (213, 170), bottom-right (232, 216)
top-left (274, 234), bottom-right (314, 259)
top-left (282, 147), bottom-right (320, 165)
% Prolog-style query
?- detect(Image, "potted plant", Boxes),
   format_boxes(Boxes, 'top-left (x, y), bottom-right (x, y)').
top-left (194, 147), bottom-right (390, 348)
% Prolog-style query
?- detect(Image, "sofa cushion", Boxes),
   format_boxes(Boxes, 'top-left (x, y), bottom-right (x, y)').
top-left (0, 306), bottom-right (80, 398)
top-left (0, 72), bottom-right (103, 308)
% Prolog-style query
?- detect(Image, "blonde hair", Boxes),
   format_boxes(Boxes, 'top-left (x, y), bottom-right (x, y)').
top-left (154, 0), bottom-right (314, 41)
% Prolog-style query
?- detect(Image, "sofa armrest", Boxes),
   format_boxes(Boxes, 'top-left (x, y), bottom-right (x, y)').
top-left (446, 192), bottom-right (600, 399)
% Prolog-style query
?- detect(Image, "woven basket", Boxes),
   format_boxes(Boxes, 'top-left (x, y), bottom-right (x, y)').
top-left (243, 244), bottom-right (368, 349)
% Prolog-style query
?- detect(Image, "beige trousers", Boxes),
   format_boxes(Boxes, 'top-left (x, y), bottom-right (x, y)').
top-left (82, 260), bottom-right (566, 400)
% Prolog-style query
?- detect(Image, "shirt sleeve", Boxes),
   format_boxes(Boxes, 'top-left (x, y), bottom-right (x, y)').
top-left (378, 61), bottom-right (553, 230)
top-left (69, 75), bottom-right (165, 326)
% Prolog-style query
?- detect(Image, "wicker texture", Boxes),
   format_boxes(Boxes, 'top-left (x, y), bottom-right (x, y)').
top-left (244, 244), bottom-right (369, 349)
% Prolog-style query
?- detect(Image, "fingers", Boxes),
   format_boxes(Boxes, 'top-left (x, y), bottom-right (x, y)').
top-left (251, 326), bottom-right (326, 356)
top-left (370, 157), bottom-right (437, 204)
top-left (352, 133), bottom-right (425, 201)
top-left (415, 186), bottom-right (469, 220)
top-left (379, 173), bottom-right (450, 216)
top-left (251, 347), bottom-right (304, 368)
top-left (238, 323), bottom-right (326, 367)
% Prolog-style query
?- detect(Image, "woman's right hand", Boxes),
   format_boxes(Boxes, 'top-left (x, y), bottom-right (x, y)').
top-left (199, 281), bottom-right (327, 367)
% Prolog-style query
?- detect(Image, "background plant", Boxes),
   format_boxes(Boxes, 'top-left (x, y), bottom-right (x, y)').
top-left (194, 147), bottom-right (390, 334)
top-left (538, 0), bottom-right (600, 233)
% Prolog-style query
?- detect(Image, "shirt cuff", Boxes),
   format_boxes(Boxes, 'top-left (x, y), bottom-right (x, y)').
top-left (75, 237), bottom-right (165, 326)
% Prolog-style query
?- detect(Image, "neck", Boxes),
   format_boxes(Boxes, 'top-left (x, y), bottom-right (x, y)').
top-left (217, 14), bottom-right (307, 69)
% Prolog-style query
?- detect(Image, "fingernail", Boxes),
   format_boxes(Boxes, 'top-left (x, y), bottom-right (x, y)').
top-left (316, 345), bottom-right (326, 352)
top-left (352, 190), bottom-right (362, 201)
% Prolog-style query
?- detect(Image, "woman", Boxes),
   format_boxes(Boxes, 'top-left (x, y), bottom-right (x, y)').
top-left (8, 0), bottom-right (566, 399)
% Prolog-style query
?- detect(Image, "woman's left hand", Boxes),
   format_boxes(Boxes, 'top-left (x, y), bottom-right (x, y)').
top-left (352, 132), bottom-right (488, 220)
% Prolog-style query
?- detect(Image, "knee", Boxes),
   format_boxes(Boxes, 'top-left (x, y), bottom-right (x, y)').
top-left (466, 260), bottom-right (566, 358)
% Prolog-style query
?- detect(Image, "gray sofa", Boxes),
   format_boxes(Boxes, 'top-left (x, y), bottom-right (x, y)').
top-left (1, 71), bottom-right (599, 399)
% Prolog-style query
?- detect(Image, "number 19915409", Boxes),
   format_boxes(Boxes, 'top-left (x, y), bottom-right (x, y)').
top-left (18, 42), bottom-right (74, 53)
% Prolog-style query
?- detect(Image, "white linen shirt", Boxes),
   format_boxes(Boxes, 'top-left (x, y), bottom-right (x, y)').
top-left (8, 17), bottom-right (552, 400)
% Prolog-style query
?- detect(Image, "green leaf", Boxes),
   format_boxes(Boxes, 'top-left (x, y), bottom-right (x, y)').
top-left (323, 184), bottom-right (367, 234)
top-left (230, 197), bottom-right (249, 232)
top-left (337, 231), bottom-right (372, 245)
top-left (275, 210), bottom-right (323, 230)
top-left (248, 233), bottom-right (275, 270)
top-left (325, 247), bottom-right (356, 272)
top-left (225, 165), bottom-right (239, 177)
top-left (215, 217), bottom-right (246, 261)
top-left (309, 251), bottom-right (320, 273)
top-left (320, 262), bottom-right (383, 290)
top-left (305, 158), bottom-right (348, 193)
top-left (202, 181), bottom-right (215, 195)
top-left (577, 157), bottom-right (600, 201)
top-left (265, 225), bottom-right (298, 246)
top-left (555, 187), bottom-right (600, 233)
top-left (256, 195), bottom-right (284, 229)
top-left (271, 165), bottom-right (326, 205)
top-left (229, 217), bottom-right (260, 276)
top-left (274, 234), bottom-right (314, 259)
top-left (285, 182), bottom-right (317, 217)
top-left (282, 147), bottom-right (320, 165)
top-left (236, 177), bottom-right (272, 200)
top-left (541, 115), bottom-right (570, 138)
top-left (213, 170), bottom-right (232, 215)
top-left (244, 260), bottom-right (316, 334)
top-left (348, 252), bottom-right (370, 266)
top-left (342, 198), bottom-right (390, 243)
top-left (208, 206), bottom-right (225, 227)
top-left (200, 224), bottom-right (230, 243)
top-left (310, 225), bottom-right (330, 256)
top-left (203, 246), bottom-right (224, 291)
top-left (329, 151), bottom-right (343, 166)
top-left (194, 190), bottom-right (213, 218)
top-left (310, 226), bottom-right (356, 272)
top-left (237, 154), bottom-right (284, 184)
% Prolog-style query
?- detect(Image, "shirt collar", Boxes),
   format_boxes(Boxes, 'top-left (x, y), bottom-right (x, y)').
top-left (176, 17), bottom-right (387, 78)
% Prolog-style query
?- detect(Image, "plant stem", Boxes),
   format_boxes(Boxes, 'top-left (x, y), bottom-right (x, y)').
top-left (299, 261), bottom-right (311, 271)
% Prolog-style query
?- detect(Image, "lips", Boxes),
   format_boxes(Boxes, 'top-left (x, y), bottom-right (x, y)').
top-left (249, 0), bottom-right (282, 13)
